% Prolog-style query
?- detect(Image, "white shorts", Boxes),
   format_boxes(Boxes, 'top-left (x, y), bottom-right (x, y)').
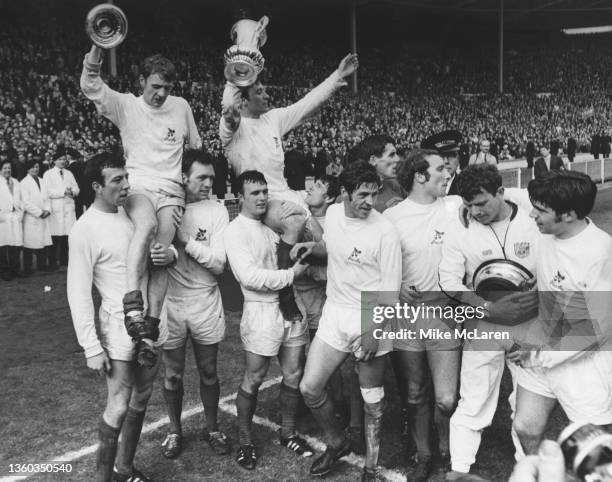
top-left (393, 315), bottom-right (461, 352)
top-left (269, 189), bottom-right (308, 213)
top-left (518, 351), bottom-right (612, 425)
top-left (163, 288), bottom-right (225, 350)
top-left (99, 307), bottom-right (168, 362)
top-left (316, 302), bottom-right (392, 357)
top-left (128, 178), bottom-right (185, 211)
top-left (295, 285), bottom-right (326, 330)
top-left (241, 301), bottom-right (308, 357)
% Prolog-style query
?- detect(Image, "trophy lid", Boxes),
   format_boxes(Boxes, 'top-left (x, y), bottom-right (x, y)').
top-left (473, 259), bottom-right (534, 301)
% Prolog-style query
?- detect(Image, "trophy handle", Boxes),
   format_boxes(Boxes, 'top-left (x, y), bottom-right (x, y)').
top-left (254, 16), bottom-right (269, 48)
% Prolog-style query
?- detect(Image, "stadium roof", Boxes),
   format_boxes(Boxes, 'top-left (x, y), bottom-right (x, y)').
top-left (352, 0), bottom-right (612, 30)
top-left (358, 0), bottom-right (611, 13)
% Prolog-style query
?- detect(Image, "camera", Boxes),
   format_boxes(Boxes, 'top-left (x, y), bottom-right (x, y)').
top-left (558, 423), bottom-right (612, 481)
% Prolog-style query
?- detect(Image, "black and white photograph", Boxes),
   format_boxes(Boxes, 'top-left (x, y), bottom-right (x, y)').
top-left (1, 0), bottom-right (612, 481)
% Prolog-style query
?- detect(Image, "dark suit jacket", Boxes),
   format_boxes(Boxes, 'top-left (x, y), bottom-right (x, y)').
top-left (447, 175), bottom-right (459, 196)
top-left (534, 156), bottom-right (564, 179)
top-left (567, 138), bottom-right (577, 160)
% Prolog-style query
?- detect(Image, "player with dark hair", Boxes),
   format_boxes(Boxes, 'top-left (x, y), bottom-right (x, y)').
top-left (81, 45), bottom-right (201, 370)
top-left (151, 150), bottom-right (231, 459)
top-left (296, 174), bottom-right (340, 340)
top-left (439, 164), bottom-right (540, 478)
top-left (68, 152), bottom-right (167, 482)
top-left (509, 170), bottom-right (612, 455)
top-left (384, 149), bottom-right (462, 480)
top-left (347, 134), bottom-right (406, 213)
top-left (343, 134), bottom-right (408, 454)
top-left (220, 54), bottom-right (359, 322)
top-left (292, 162), bottom-right (402, 480)
top-left (223, 170), bottom-right (314, 471)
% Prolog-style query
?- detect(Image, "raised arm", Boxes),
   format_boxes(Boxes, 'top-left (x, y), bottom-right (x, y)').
top-left (219, 82), bottom-right (242, 147)
top-left (272, 53), bottom-right (359, 136)
top-left (79, 45), bottom-right (126, 127)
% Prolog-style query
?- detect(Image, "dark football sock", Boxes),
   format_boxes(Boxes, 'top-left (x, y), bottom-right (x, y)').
top-left (407, 402), bottom-right (433, 460)
top-left (96, 418), bottom-right (120, 482)
top-left (328, 368), bottom-right (344, 405)
top-left (349, 368), bottom-right (364, 429)
top-left (279, 383), bottom-right (301, 437)
top-left (200, 379), bottom-right (220, 433)
top-left (164, 383), bottom-right (183, 435)
top-left (114, 408), bottom-right (146, 475)
top-left (236, 387), bottom-right (258, 446)
top-left (306, 390), bottom-right (345, 449)
top-left (435, 405), bottom-right (450, 454)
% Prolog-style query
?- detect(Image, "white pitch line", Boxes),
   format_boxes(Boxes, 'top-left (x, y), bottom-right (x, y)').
top-left (1, 375), bottom-right (404, 482)
top-left (218, 401), bottom-right (405, 482)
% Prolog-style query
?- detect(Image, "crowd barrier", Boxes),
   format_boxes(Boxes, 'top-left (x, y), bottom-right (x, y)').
top-left (499, 157), bottom-right (612, 188)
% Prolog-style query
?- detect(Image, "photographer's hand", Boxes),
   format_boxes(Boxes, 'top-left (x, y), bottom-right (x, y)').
top-left (509, 440), bottom-right (567, 482)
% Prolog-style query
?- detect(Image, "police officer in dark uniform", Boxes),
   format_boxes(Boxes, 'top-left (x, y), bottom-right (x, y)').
top-left (421, 130), bottom-right (463, 196)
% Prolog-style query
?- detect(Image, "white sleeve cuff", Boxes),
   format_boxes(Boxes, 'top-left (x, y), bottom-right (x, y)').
top-left (168, 244), bottom-right (179, 264)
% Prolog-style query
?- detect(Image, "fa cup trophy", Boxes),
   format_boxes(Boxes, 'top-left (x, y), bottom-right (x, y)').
top-left (224, 16), bottom-right (269, 87)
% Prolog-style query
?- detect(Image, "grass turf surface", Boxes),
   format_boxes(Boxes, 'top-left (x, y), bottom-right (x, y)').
top-left (2, 187), bottom-right (611, 481)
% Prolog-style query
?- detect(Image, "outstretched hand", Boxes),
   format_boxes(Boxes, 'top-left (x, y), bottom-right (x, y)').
top-left (337, 53), bottom-right (359, 79)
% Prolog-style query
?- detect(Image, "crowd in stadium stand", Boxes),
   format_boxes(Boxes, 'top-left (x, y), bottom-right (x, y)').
top-left (3, 21), bottom-right (612, 277)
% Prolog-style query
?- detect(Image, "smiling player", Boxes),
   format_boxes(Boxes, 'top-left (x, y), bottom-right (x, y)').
top-left (81, 46), bottom-right (201, 369)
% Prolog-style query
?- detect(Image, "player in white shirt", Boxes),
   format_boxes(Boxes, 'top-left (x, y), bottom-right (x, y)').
top-left (384, 149), bottom-right (462, 480)
top-left (67, 153), bottom-right (167, 482)
top-left (81, 46), bottom-right (201, 368)
top-left (295, 175), bottom-right (356, 443)
top-left (439, 164), bottom-right (540, 478)
top-left (223, 170), bottom-right (313, 471)
top-left (150, 151), bottom-right (230, 460)
top-left (220, 54), bottom-right (359, 323)
top-left (508, 170), bottom-right (612, 454)
top-left (293, 162), bottom-right (402, 481)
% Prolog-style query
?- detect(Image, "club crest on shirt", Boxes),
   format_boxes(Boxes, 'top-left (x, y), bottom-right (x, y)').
top-left (195, 228), bottom-right (208, 242)
top-left (514, 242), bottom-right (530, 258)
top-left (348, 247), bottom-right (362, 264)
top-left (482, 249), bottom-right (493, 256)
top-left (163, 127), bottom-right (177, 144)
top-left (550, 270), bottom-right (565, 289)
top-left (430, 230), bottom-right (444, 245)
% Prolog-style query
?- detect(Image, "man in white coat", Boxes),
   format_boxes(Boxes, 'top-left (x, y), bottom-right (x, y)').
top-left (21, 158), bottom-right (52, 275)
top-left (43, 151), bottom-right (79, 269)
top-left (0, 159), bottom-right (23, 280)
